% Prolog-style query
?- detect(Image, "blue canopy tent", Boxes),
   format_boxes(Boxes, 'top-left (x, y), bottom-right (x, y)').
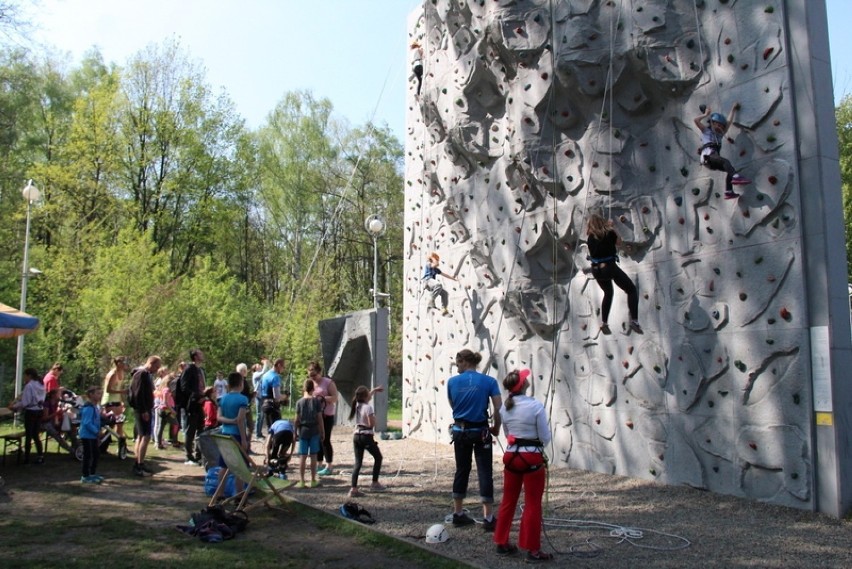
top-left (0, 302), bottom-right (39, 339)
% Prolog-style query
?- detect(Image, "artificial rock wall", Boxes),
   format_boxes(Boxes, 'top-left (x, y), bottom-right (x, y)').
top-left (403, 0), bottom-right (848, 511)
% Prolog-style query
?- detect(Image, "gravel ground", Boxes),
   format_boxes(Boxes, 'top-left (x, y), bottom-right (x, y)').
top-left (285, 426), bottom-right (852, 569)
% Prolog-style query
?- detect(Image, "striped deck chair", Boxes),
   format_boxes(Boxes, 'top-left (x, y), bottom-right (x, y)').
top-left (208, 434), bottom-right (294, 512)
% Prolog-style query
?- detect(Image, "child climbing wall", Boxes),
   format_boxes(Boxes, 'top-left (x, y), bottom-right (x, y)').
top-left (694, 103), bottom-right (751, 199)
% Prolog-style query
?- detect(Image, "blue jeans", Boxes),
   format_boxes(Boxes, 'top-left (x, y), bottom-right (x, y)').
top-left (451, 427), bottom-right (494, 503)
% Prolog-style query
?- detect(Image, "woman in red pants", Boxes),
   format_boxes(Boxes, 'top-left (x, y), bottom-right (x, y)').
top-left (493, 369), bottom-right (553, 563)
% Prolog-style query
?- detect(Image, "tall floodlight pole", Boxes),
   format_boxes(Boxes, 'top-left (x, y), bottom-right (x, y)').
top-left (365, 214), bottom-right (386, 309)
top-left (14, 180), bottom-right (41, 400)
top-left (364, 214), bottom-right (388, 431)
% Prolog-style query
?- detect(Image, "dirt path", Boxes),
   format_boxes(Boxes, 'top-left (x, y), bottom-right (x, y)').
top-left (1, 426), bottom-right (851, 568)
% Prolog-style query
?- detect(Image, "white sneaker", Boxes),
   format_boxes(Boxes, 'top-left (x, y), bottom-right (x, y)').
top-left (183, 459), bottom-right (200, 466)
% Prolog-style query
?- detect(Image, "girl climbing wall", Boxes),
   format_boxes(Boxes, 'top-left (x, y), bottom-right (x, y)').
top-left (586, 214), bottom-right (641, 335)
top-left (694, 103), bottom-right (751, 199)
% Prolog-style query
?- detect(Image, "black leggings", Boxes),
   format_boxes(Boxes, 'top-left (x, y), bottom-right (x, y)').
top-left (351, 433), bottom-right (383, 487)
top-left (81, 438), bottom-right (99, 477)
top-left (318, 415), bottom-right (335, 464)
top-left (702, 153), bottom-right (736, 193)
top-left (592, 262), bottom-right (639, 323)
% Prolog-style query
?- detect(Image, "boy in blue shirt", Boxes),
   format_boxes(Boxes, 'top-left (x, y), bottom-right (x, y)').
top-left (80, 386), bottom-right (104, 484)
top-left (216, 372), bottom-right (250, 492)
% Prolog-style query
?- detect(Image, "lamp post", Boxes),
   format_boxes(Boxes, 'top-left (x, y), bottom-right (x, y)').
top-left (364, 214), bottom-right (386, 310)
top-left (14, 180), bottom-right (41, 400)
top-left (364, 214), bottom-right (388, 432)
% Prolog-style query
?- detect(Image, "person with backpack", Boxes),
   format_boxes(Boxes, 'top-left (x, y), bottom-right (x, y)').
top-left (129, 355), bottom-right (160, 477)
top-left (178, 349), bottom-right (207, 466)
top-left (259, 358), bottom-right (286, 434)
top-left (294, 378), bottom-right (325, 489)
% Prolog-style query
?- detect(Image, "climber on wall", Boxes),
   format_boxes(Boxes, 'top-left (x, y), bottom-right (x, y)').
top-left (586, 214), bottom-right (642, 335)
top-left (411, 42), bottom-right (424, 97)
top-left (694, 103), bottom-right (751, 200)
top-left (423, 252), bottom-right (456, 316)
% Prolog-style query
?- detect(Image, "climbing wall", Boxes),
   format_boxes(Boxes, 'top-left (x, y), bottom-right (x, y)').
top-left (403, 0), bottom-right (842, 510)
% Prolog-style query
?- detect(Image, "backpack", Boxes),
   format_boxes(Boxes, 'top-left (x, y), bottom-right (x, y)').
top-left (127, 367), bottom-right (143, 409)
top-left (339, 501), bottom-right (375, 524)
top-left (174, 367), bottom-right (191, 409)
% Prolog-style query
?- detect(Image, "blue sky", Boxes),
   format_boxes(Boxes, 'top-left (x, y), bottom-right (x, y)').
top-left (23, 0), bottom-right (852, 143)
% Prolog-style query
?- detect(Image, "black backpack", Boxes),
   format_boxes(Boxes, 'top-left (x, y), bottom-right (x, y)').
top-left (127, 367), bottom-right (143, 409)
top-left (174, 367), bottom-right (190, 409)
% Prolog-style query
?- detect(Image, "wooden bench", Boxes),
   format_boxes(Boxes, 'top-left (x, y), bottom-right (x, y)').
top-left (1, 432), bottom-right (25, 466)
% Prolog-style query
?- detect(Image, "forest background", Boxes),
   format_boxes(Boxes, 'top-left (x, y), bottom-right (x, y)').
top-left (0, 4), bottom-right (404, 397)
top-left (1, 1), bottom-right (852, 402)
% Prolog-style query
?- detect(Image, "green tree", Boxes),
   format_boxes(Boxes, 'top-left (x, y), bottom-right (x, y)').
top-left (838, 95), bottom-right (852, 281)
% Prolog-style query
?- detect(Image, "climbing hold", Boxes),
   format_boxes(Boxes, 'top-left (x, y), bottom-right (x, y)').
top-left (674, 196), bottom-right (683, 206)
top-left (748, 442), bottom-right (757, 450)
top-left (626, 421), bottom-right (634, 429)
top-left (734, 360), bottom-right (747, 372)
top-left (780, 307), bottom-right (792, 321)
top-left (763, 47), bottom-right (774, 60)
top-left (768, 175), bottom-right (778, 185)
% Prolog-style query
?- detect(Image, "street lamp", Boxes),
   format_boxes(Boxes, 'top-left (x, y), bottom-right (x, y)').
top-left (364, 213), bottom-right (388, 432)
top-left (14, 180), bottom-right (41, 400)
top-left (365, 214), bottom-right (386, 310)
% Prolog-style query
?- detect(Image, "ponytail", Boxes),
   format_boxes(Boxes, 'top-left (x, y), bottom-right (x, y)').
top-left (348, 386), bottom-right (370, 421)
top-left (505, 392), bottom-right (516, 411)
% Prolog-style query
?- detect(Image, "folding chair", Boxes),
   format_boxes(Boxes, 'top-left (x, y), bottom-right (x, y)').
top-left (208, 434), bottom-right (294, 513)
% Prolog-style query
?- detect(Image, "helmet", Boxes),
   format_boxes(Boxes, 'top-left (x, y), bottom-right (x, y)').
top-left (709, 112), bottom-right (727, 126)
top-left (425, 523), bottom-right (449, 544)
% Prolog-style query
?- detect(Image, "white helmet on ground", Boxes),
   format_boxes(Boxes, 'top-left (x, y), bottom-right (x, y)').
top-left (425, 523), bottom-right (449, 544)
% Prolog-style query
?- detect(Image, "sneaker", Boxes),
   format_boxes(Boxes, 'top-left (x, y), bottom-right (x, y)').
top-left (482, 515), bottom-right (497, 532)
top-left (349, 488), bottom-right (366, 498)
top-left (140, 463), bottom-right (154, 474)
top-left (370, 482), bottom-right (387, 492)
top-left (600, 323), bottom-right (611, 335)
top-left (81, 476), bottom-right (99, 484)
top-left (496, 543), bottom-right (518, 556)
top-left (629, 320), bottom-right (643, 334)
top-left (317, 467), bottom-right (333, 476)
top-left (297, 481), bottom-right (307, 489)
top-left (310, 480), bottom-right (321, 488)
top-left (441, 307), bottom-right (449, 316)
top-left (452, 512), bottom-right (476, 527)
top-left (525, 550), bottom-right (554, 563)
top-left (724, 191), bottom-right (739, 200)
top-left (132, 464), bottom-right (146, 477)
top-left (731, 174), bottom-right (751, 185)
top-left (91, 474), bottom-right (105, 483)
top-left (183, 459), bottom-right (200, 466)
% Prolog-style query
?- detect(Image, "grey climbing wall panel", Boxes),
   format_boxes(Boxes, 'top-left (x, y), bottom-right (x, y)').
top-left (403, 0), bottom-right (851, 514)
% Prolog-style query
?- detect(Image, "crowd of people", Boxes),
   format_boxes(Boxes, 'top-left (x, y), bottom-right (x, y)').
top-left (3, 351), bottom-right (387, 491)
top-left (6, 346), bottom-right (555, 562)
